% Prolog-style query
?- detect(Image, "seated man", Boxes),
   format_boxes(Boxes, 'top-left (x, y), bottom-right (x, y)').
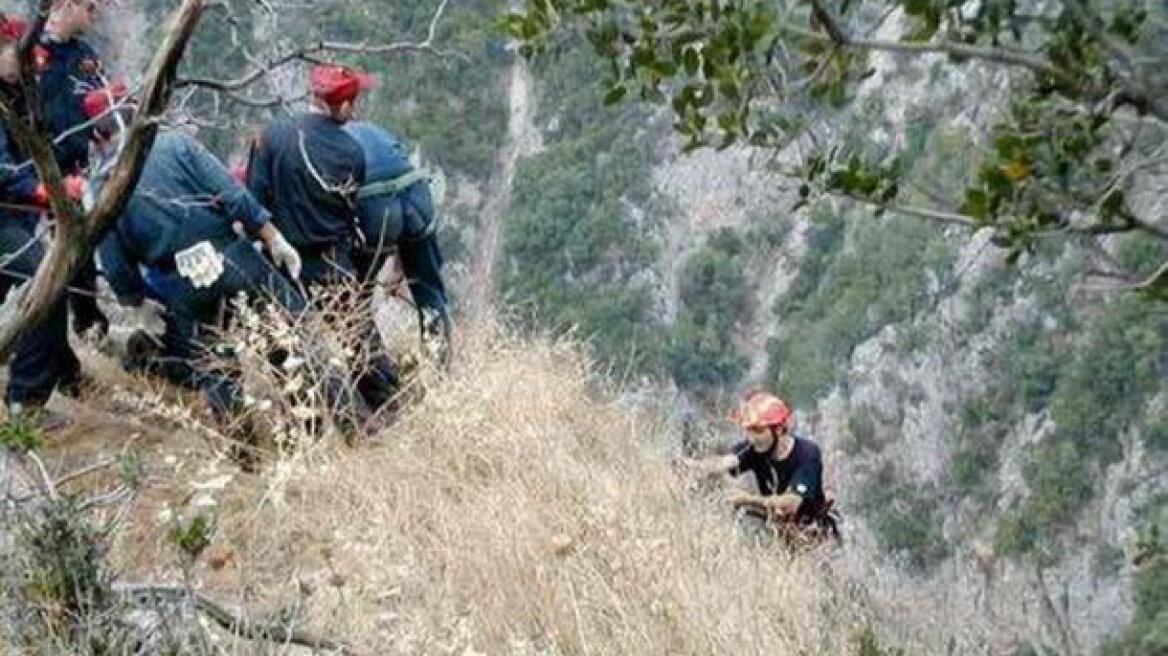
top-left (342, 121), bottom-right (450, 362)
top-left (86, 86), bottom-right (305, 419)
top-left (685, 390), bottom-right (837, 539)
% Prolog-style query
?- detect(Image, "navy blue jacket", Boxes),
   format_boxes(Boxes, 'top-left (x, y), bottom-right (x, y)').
top-left (343, 121), bottom-right (434, 247)
top-left (248, 112), bottom-right (365, 249)
top-left (0, 126), bottom-right (41, 225)
top-left (98, 131), bottom-right (272, 305)
top-left (37, 36), bottom-right (103, 173)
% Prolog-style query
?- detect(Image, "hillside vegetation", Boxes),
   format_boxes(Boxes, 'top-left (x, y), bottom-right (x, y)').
top-left (5, 322), bottom-right (914, 655)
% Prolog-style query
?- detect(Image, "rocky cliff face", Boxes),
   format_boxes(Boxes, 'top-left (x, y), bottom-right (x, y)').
top-left (634, 15), bottom-right (1167, 653)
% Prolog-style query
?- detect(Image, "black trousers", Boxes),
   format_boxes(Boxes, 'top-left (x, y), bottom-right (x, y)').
top-left (0, 216), bottom-right (81, 406)
top-left (142, 239), bottom-right (306, 416)
top-left (298, 243), bottom-right (401, 413)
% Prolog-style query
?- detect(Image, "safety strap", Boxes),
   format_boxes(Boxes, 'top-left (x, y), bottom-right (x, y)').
top-left (357, 169), bottom-right (429, 200)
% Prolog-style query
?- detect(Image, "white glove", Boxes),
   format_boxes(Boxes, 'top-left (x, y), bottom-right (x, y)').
top-left (266, 231), bottom-right (302, 280)
top-left (121, 299), bottom-right (167, 343)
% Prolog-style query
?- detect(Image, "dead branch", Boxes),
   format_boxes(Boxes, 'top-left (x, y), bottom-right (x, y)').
top-left (54, 456), bottom-right (121, 489)
top-left (177, 0), bottom-right (465, 100)
top-left (1134, 260), bottom-right (1168, 300)
top-left (0, 0), bottom-right (208, 361)
top-left (785, 4), bottom-right (1151, 121)
top-left (113, 584), bottom-right (362, 655)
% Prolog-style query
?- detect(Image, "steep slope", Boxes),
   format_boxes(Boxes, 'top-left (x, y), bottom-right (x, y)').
top-left (11, 322), bottom-right (913, 655)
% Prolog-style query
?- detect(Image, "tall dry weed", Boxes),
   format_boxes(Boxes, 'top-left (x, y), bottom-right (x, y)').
top-left (101, 317), bottom-right (897, 655)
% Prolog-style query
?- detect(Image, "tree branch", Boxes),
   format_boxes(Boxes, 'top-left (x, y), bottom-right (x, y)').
top-left (831, 190), bottom-right (979, 228)
top-left (113, 584), bottom-right (361, 655)
top-left (1134, 261), bottom-right (1168, 300)
top-left (790, 4), bottom-right (1084, 103)
top-left (0, 0), bottom-right (207, 360)
top-left (1059, 0), bottom-right (1166, 122)
top-left (177, 0), bottom-right (465, 100)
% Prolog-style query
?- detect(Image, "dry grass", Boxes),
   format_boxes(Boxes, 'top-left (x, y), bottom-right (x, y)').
top-left (22, 318), bottom-right (897, 655)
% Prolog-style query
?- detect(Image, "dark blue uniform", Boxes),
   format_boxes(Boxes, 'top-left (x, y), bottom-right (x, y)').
top-left (0, 127), bottom-right (81, 408)
top-left (98, 131), bottom-right (306, 416)
top-left (36, 34), bottom-right (108, 335)
top-left (248, 112), bottom-right (366, 282)
top-left (248, 112), bottom-right (399, 412)
top-left (36, 35), bottom-right (103, 174)
top-left (343, 121), bottom-right (447, 314)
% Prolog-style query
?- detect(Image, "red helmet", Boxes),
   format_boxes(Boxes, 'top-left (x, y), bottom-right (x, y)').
top-left (0, 15), bottom-right (28, 42)
top-left (729, 390), bottom-right (792, 431)
top-left (309, 64), bottom-right (376, 106)
top-left (81, 79), bottom-right (128, 119)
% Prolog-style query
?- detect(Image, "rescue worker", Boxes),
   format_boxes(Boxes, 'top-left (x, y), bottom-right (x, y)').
top-left (343, 120), bottom-right (451, 363)
top-left (684, 391), bottom-right (835, 534)
top-left (37, 0), bottom-right (110, 337)
top-left (86, 87), bottom-right (306, 419)
top-left (246, 64), bottom-right (400, 413)
top-left (0, 16), bottom-right (87, 423)
top-left (246, 64), bottom-right (372, 285)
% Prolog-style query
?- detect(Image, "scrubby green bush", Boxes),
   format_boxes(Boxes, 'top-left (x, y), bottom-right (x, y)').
top-left (842, 405), bottom-right (879, 455)
top-left (949, 397), bottom-right (1008, 498)
top-left (1000, 320), bottom-right (1062, 413)
top-left (768, 206), bottom-right (952, 407)
top-left (995, 439), bottom-right (1092, 560)
top-left (860, 464), bottom-right (951, 571)
top-left (501, 43), bottom-right (664, 373)
top-left (1048, 295), bottom-right (1167, 466)
top-left (666, 229), bottom-right (750, 391)
top-left (1100, 501), bottom-right (1168, 656)
top-left (853, 625), bottom-right (907, 656)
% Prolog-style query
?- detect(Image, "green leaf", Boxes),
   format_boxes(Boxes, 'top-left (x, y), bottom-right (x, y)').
top-left (903, 0), bottom-right (929, 16)
top-left (961, 188), bottom-right (990, 221)
top-left (717, 76), bottom-right (740, 100)
top-left (880, 183), bottom-right (899, 204)
top-left (650, 58), bottom-right (678, 76)
top-left (632, 47), bottom-right (655, 68)
top-left (683, 47), bottom-right (700, 76)
top-left (1101, 189), bottom-right (1125, 218)
top-left (603, 84), bottom-right (627, 105)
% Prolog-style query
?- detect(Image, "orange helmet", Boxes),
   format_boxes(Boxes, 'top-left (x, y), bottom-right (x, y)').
top-left (729, 390), bottom-right (792, 431)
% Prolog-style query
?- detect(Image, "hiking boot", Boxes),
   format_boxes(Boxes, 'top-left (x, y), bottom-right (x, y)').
top-left (420, 307), bottom-right (450, 367)
top-left (56, 371), bottom-right (99, 401)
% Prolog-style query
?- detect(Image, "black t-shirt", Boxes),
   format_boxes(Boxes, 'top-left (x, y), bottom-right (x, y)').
top-left (730, 436), bottom-right (826, 516)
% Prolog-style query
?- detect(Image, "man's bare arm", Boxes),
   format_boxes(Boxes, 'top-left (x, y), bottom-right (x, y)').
top-left (728, 491), bottom-right (803, 517)
top-left (679, 454), bottom-right (738, 477)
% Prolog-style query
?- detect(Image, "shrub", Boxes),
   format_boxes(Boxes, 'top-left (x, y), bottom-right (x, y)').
top-left (949, 397), bottom-right (1007, 497)
top-left (995, 440), bottom-right (1093, 559)
top-left (842, 405), bottom-right (879, 455)
top-left (860, 464), bottom-right (951, 571)
top-left (1100, 502), bottom-right (1168, 655)
top-left (501, 43), bottom-right (664, 375)
top-left (769, 206), bottom-right (952, 407)
top-left (666, 229), bottom-right (751, 392)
